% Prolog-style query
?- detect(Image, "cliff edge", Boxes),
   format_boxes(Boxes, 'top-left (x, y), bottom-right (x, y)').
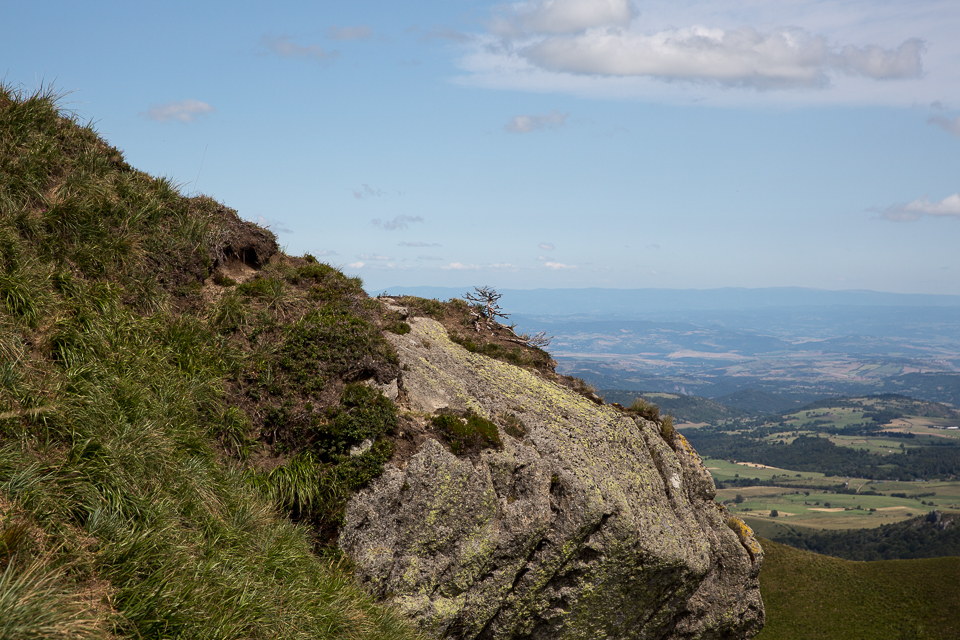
top-left (340, 305), bottom-right (764, 639)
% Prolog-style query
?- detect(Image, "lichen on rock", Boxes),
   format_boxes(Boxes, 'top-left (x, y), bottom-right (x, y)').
top-left (340, 315), bottom-right (764, 639)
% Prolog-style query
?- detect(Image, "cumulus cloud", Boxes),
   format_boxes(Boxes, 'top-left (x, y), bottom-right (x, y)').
top-left (928, 114), bottom-right (960, 137)
top-left (348, 261), bottom-right (365, 269)
top-left (523, 27), bottom-right (924, 89)
top-left (312, 249), bottom-right (338, 256)
top-left (358, 253), bottom-right (393, 261)
top-left (538, 242), bottom-right (555, 250)
top-left (491, 0), bottom-right (634, 36)
top-left (353, 184), bottom-right (384, 199)
top-left (463, 1), bottom-right (929, 97)
top-left (328, 25), bottom-right (372, 40)
top-left (505, 110), bottom-right (569, 133)
top-left (399, 241), bottom-right (441, 247)
top-left (544, 261), bottom-right (576, 269)
top-left (372, 215), bottom-right (424, 230)
top-left (880, 194), bottom-right (960, 221)
top-left (261, 35), bottom-right (337, 63)
top-left (141, 99), bottom-right (215, 123)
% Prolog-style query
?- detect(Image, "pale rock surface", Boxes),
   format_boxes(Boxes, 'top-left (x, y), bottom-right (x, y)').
top-left (340, 316), bottom-right (764, 639)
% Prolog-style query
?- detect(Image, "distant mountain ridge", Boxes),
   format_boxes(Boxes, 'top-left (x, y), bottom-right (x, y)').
top-left (378, 286), bottom-right (960, 317)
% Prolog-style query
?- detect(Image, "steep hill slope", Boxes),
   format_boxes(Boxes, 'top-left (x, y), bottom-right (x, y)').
top-left (0, 84), bottom-right (415, 638)
top-left (756, 538), bottom-right (960, 640)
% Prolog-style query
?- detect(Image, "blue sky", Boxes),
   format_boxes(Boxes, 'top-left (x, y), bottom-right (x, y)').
top-left (4, 0), bottom-right (960, 294)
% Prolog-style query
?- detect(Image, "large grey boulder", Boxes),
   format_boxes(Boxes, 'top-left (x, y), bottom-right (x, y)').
top-left (339, 316), bottom-right (763, 639)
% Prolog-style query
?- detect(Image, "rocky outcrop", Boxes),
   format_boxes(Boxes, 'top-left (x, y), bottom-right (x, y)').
top-left (339, 314), bottom-right (764, 639)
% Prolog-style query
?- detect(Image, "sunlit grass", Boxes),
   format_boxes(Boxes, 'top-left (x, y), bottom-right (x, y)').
top-left (0, 83), bottom-right (418, 639)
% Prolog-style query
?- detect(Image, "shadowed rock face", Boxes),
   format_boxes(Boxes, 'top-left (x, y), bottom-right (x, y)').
top-left (340, 315), bottom-right (764, 640)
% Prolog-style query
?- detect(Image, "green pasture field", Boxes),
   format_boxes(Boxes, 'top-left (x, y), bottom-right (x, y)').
top-left (702, 458), bottom-right (825, 482)
top-left (705, 458), bottom-right (960, 530)
top-left (753, 430), bottom-right (946, 453)
top-left (756, 538), bottom-right (960, 640)
top-left (885, 417), bottom-right (960, 439)
top-left (824, 434), bottom-right (921, 454)
top-left (777, 406), bottom-right (867, 429)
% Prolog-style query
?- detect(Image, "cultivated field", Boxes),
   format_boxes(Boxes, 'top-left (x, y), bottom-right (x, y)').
top-left (705, 458), bottom-right (960, 530)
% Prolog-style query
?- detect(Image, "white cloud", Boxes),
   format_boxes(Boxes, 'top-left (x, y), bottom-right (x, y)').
top-left (312, 249), bottom-right (338, 256)
top-left (928, 114), bottom-right (960, 137)
top-left (141, 99), bottom-right (215, 123)
top-left (372, 215), bottom-right (424, 230)
top-left (399, 241), bottom-right (441, 247)
top-left (455, 0), bottom-right (946, 104)
top-left (261, 35), bottom-right (337, 63)
top-left (353, 184), bottom-right (384, 198)
top-left (358, 253), bottom-right (393, 261)
top-left (348, 261), bottom-right (365, 268)
top-left (522, 27), bottom-right (923, 89)
top-left (441, 262), bottom-right (480, 270)
top-left (505, 110), bottom-right (569, 133)
top-left (538, 242), bottom-right (555, 250)
top-left (491, 0), bottom-right (634, 36)
top-left (880, 194), bottom-right (960, 221)
top-left (328, 25), bottom-right (372, 41)
top-left (544, 261), bottom-right (576, 269)
top-left (256, 215), bottom-right (293, 234)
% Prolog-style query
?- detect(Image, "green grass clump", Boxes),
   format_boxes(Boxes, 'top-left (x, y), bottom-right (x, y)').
top-left (432, 413), bottom-right (502, 455)
top-left (396, 296), bottom-right (448, 320)
top-left (277, 307), bottom-right (397, 392)
top-left (449, 334), bottom-right (553, 370)
top-left (627, 398), bottom-right (660, 422)
top-left (322, 383), bottom-right (398, 457)
top-left (0, 83), bottom-right (417, 639)
top-left (385, 320), bottom-right (411, 335)
top-left (660, 415), bottom-right (676, 447)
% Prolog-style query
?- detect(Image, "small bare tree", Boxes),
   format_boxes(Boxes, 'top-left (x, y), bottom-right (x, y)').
top-left (463, 286), bottom-right (510, 328)
top-left (525, 330), bottom-right (553, 349)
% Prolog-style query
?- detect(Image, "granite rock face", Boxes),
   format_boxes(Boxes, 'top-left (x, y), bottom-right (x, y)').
top-left (339, 316), bottom-right (764, 639)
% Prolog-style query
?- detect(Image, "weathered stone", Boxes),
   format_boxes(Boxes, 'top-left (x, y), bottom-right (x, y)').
top-left (365, 377), bottom-right (399, 401)
top-left (340, 317), bottom-right (764, 639)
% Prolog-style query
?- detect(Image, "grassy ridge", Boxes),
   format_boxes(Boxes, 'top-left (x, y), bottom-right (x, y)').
top-left (756, 538), bottom-right (960, 640)
top-left (0, 84), bottom-right (418, 638)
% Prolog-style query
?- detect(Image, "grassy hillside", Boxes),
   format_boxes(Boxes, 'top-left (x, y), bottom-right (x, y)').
top-left (0, 84), bottom-right (420, 638)
top-left (756, 538), bottom-right (960, 640)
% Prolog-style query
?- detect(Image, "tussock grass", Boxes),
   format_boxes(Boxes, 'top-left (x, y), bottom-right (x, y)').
top-left (0, 84), bottom-right (418, 639)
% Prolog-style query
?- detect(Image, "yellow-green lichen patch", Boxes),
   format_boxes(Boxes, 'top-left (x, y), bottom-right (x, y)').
top-left (726, 516), bottom-right (762, 560)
